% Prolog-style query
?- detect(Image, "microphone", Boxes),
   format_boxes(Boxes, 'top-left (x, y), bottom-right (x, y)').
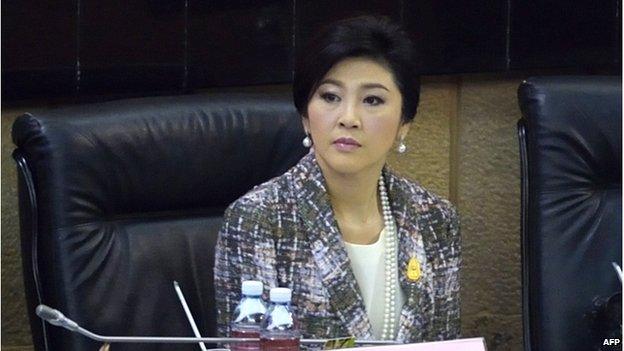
top-left (35, 304), bottom-right (401, 346)
top-left (36, 305), bottom-right (79, 332)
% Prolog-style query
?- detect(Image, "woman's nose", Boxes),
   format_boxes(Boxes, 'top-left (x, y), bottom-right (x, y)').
top-left (338, 103), bottom-right (361, 128)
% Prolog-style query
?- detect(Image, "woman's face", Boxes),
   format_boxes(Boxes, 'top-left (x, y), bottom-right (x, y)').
top-left (304, 57), bottom-right (410, 176)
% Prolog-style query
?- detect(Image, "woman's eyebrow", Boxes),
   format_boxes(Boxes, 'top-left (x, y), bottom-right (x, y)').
top-left (319, 79), bottom-right (390, 92)
top-left (318, 78), bottom-right (343, 87)
top-left (361, 83), bottom-right (389, 91)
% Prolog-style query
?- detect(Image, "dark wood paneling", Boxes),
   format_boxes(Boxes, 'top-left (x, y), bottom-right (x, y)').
top-left (295, 0), bottom-right (401, 62)
top-left (404, 0), bottom-right (508, 74)
top-left (79, 0), bottom-right (186, 94)
top-left (3, 0), bottom-right (621, 101)
top-left (1, 0), bottom-right (77, 99)
top-left (188, 0), bottom-right (293, 88)
top-left (510, 0), bottom-right (620, 71)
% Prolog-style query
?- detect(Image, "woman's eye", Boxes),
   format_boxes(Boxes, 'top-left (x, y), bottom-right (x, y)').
top-left (321, 93), bottom-right (340, 103)
top-left (364, 96), bottom-right (384, 105)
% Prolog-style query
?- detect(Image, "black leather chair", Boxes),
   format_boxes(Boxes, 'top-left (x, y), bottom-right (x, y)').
top-left (517, 76), bottom-right (622, 351)
top-left (12, 92), bottom-right (307, 351)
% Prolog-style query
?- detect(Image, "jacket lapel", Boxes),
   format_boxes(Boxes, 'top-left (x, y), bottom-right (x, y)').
top-left (294, 154), bottom-right (374, 339)
top-left (386, 171), bottom-right (437, 343)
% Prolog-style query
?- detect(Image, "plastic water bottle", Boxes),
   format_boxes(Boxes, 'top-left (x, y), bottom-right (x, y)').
top-left (231, 280), bottom-right (267, 351)
top-left (260, 287), bottom-right (300, 351)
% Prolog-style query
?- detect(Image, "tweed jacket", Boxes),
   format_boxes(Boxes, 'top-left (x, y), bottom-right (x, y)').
top-left (214, 152), bottom-right (461, 343)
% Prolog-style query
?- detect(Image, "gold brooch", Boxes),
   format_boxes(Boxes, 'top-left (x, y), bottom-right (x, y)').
top-left (406, 257), bottom-right (421, 282)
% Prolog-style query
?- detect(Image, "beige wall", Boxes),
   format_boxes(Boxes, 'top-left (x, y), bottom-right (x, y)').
top-left (1, 74), bottom-right (524, 350)
top-left (2, 106), bottom-right (36, 351)
top-left (390, 75), bottom-right (523, 350)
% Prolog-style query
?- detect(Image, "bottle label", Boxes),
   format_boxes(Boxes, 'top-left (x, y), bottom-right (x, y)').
top-left (231, 329), bottom-right (261, 351)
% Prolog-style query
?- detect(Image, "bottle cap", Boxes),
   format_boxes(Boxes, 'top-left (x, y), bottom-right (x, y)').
top-left (269, 287), bottom-right (292, 303)
top-left (241, 280), bottom-right (263, 296)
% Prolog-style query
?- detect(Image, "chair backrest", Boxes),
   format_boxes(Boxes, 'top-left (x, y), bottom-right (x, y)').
top-left (12, 92), bottom-right (307, 351)
top-left (517, 76), bottom-right (622, 351)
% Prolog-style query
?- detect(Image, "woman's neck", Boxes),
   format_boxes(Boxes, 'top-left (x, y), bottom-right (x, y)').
top-left (318, 159), bottom-right (385, 228)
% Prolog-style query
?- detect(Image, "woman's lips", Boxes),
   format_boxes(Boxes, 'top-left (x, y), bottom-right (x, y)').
top-left (333, 137), bottom-right (361, 152)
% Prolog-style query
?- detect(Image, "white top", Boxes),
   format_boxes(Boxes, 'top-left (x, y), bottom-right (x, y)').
top-left (344, 227), bottom-right (406, 340)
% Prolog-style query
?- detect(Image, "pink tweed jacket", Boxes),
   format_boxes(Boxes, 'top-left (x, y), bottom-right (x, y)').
top-left (214, 152), bottom-right (461, 343)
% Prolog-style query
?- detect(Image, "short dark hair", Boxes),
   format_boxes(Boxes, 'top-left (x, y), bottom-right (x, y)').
top-left (293, 16), bottom-right (420, 124)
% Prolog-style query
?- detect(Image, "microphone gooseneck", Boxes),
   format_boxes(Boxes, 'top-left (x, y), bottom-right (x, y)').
top-left (35, 304), bottom-right (401, 345)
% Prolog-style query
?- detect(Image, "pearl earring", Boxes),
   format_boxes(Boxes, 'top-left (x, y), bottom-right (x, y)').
top-left (397, 137), bottom-right (406, 153)
top-left (302, 133), bottom-right (312, 148)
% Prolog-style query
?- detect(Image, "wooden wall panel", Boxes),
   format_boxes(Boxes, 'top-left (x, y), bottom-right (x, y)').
top-left (510, 0), bottom-right (620, 70)
top-left (2, 1), bottom-right (621, 101)
top-left (2, 0), bottom-right (77, 99)
top-left (188, 0), bottom-right (293, 88)
top-left (79, 0), bottom-right (186, 94)
top-left (404, 0), bottom-right (508, 74)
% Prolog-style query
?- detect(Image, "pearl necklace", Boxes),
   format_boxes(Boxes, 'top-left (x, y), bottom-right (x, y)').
top-left (378, 173), bottom-right (398, 340)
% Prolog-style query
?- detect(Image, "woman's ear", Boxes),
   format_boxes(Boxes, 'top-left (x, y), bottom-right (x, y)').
top-left (301, 116), bottom-right (310, 133)
top-left (398, 122), bottom-right (411, 141)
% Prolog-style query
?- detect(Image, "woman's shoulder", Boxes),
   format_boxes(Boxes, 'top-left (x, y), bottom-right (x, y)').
top-left (389, 172), bottom-right (458, 221)
top-left (389, 172), bottom-right (460, 254)
top-left (226, 153), bottom-right (314, 217)
top-left (224, 170), bottom-right (293, 219)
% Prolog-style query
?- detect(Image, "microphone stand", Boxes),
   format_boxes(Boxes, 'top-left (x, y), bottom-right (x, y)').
top-left (36, 304), bottom-right (401, 346)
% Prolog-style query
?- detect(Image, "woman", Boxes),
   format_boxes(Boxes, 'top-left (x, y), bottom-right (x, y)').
top-left (214, 16), bottom-right (460, 343)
